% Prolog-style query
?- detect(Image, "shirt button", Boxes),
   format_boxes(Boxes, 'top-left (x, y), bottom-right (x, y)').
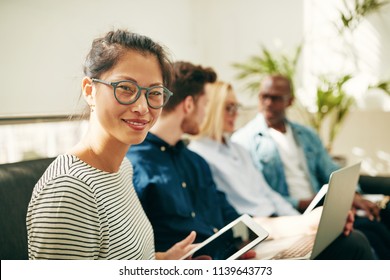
top-left (181, 182), bottom-right (187, 188)
top-left (160, 146), bottom-right (166, 151)
top-left (213, 227), bottom-right (218, 233)
top-left (191, 211), bottom-right (196, 218)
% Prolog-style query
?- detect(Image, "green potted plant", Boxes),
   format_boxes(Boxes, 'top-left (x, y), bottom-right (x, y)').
top-left (311, 74), bottom-right (355, 151)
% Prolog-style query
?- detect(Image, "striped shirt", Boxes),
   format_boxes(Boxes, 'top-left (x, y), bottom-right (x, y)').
top-left (26, 154), bottom-right (155, 260)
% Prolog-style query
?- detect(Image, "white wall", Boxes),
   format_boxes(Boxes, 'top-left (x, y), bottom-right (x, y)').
top-left (191, 0), bottom-right (303, 84)
top-left (298, 0), bottom-right (390, 175)
top-left (301, 0), bottom-right (390, 110)
top-left (0, 0), bottom-right (197, 117)
top-left (0, 0), bottom-right (303, 117)
top-left (0, 0), bottom-right (389, 175)
top-left (332, 111), bottom-right (390, 176)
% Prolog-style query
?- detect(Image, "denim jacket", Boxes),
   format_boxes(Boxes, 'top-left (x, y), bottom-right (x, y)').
top-left (231, 113), bottom-right (340, 208)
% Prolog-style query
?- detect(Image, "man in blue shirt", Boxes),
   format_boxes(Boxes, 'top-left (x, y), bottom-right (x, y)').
top-left (127, 63), bottom-right (373, 259)
top-left (232, 74), bottom-right (390, 259)
top-left (127, 62), bottom-right (239, 252)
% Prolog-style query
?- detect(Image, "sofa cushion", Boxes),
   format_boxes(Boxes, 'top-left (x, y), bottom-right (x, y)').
top-left (0, 157), bottom-right (55, 260)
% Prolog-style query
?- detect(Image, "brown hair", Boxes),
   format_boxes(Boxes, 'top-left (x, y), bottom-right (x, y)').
top-left (163, 61), bottom-right (217, 112)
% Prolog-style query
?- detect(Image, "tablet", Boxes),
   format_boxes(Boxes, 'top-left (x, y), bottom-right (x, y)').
top-left (180, 214), bottom-right (269, 260)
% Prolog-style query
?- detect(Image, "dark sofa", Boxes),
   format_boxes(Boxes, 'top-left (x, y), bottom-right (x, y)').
top-left (0, 157), bottom-right (55, 260)
top-left (359, 175), bottom-right (390, 195)
top-left (0, 157), bottom-right (389, 260)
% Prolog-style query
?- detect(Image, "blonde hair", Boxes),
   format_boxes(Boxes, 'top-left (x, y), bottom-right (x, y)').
top-left (196, 81), bottom-right (234, 142)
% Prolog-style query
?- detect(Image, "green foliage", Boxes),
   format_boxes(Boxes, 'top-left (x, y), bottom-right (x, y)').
top-left (232, 45), bottom-right (302, 95)
top-left (338, 0), bottom-right (389, 32)
top-left (369, 80), bottom-right (390, 95)
top-left (312, 75), bottom-right (355, 148)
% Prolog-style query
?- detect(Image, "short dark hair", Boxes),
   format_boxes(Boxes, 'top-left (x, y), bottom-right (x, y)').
top-left (260, 74), bottom-right (293, 96)
top-left (83, 29), bottom-right (173, 88)
top-left (163, 61), bottom-right (217, 112)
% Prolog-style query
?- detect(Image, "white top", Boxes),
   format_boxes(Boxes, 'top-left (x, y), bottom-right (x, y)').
top-left (189, 137), bottom-right (299, 217)
top-left (268, 125), bottom-right (314, 200)
top-left (26, 154), bottom-right (155, 260)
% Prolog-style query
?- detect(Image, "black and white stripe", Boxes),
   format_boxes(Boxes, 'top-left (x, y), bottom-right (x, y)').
top-left (26, 154), bottom-right (155, 260)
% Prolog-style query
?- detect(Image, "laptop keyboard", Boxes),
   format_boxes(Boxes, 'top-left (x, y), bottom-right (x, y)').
top-left (271, 235), bottom-right (315, 260)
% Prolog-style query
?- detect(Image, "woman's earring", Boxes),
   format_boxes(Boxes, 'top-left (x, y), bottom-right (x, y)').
top-left (90, 104), bottom-right (95, 112)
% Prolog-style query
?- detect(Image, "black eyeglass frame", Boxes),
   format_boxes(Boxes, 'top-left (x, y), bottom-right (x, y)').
top-left (91, 78), bottom-right (173, 109)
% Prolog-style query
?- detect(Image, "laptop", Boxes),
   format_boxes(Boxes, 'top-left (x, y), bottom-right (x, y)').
top-left (254, 162), bottom-right (361, 260)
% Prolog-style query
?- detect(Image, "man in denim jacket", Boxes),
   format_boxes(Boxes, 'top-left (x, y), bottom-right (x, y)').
top-left (233, 111), bottom-right (336, 211)
top-left (232, 74), bottom-right (390, 259)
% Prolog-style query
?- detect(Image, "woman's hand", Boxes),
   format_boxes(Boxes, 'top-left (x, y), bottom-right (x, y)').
top-left (155, 231), bottom-right (204, 260)
top-left (239, 250), bottom-right (257, 259)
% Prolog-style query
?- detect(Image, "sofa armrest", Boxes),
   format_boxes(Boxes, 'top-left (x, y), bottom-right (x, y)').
top-left (0, 157), bottom-right (55, 260)
top-left (359, 175), bottom-right (390, 195)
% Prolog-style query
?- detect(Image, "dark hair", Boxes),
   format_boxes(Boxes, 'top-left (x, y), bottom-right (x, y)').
top-left (83, 29), bottom-right (173, 88)
top-left (260, 74), bottom-right (294, 96)
top-left (163, 61), bottom-right (217, 112)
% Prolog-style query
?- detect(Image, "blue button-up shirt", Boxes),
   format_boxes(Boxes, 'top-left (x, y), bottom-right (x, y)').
top-left (232, 113), bottom-right (341, 208)
top-left (127, 133), bottom-right (239, 252)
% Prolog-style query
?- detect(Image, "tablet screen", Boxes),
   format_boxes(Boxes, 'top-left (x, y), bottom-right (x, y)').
top-left (191, 220), bottom-right (258, 260)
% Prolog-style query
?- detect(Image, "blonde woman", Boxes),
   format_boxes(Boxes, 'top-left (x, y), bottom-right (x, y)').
top-left (189, 81), bottom-right (299, 217)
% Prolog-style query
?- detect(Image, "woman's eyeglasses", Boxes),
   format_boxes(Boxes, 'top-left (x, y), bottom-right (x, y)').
top-left (92, 78), bottom-right (173, 109)
top-left (225, 103), bottom-right (241, 116)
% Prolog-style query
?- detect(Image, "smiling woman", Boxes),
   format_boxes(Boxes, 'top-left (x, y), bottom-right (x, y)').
top-left (26, 29), bottom-right (197, 260)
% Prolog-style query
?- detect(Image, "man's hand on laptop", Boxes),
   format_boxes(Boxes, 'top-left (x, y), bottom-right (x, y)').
top-left (298, 196), bottom-right (316, 213)
top-left (343, 210), bottom-right (354, 236)
top-left (352, 193), bottom-right (381, 221)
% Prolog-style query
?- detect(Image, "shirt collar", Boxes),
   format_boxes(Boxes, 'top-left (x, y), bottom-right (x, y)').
top-left (146, 132), bottom-right (186, 153)
top-left (255, 113), bottom-right (292, 136)
top-left (255, 113), bottom-right (271, 136)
